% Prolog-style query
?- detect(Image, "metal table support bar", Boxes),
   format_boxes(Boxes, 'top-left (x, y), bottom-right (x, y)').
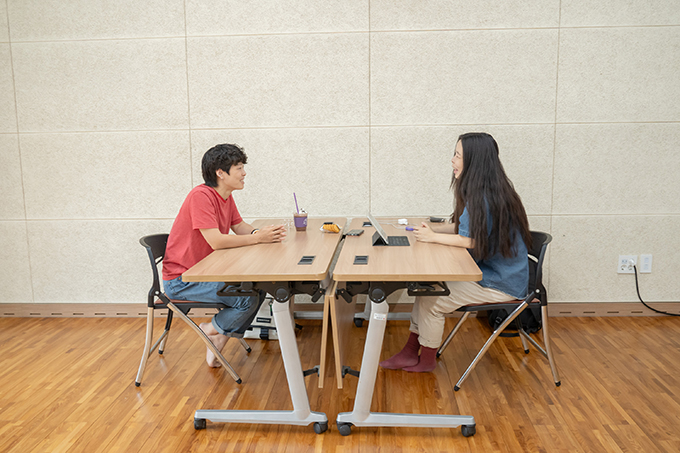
top-left (194, 298), bottom-right (328, 431)
top-left (336, 300), bottom-right (475, 432)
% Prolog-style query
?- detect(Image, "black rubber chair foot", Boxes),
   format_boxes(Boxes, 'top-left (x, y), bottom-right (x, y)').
top-left (556, 381), bottom-right (561, 387)
top-left (454, 385), bottom-right (460, 392)
top-left (313, 422), bottom-right (328, 434)
top-left (158, 351), bottom-right (164, 355)
top-left (246, 347), bottom-right (252, 353)
top-left (436, 352), bottom-right (441, 358)
top-left (194, 418), bottom-right (206, 430)
top-left (236, 378), bottom-right (242, 384)
top-left (354, 318), bottom-right (364, 327)
top-left (524, 349), bottom-right (530, 354)
top-left (135, 382), bottom-right (141, 387)
top-left (461, 424), bottom-right (476, 437)
top-left (337, 422), bottom-right (353, 436)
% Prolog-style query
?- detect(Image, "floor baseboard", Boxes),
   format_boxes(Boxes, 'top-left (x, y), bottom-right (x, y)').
top-left (1, 301), bottom-right (678, 318)
top-left (548, 302), bottom-right (680, 317)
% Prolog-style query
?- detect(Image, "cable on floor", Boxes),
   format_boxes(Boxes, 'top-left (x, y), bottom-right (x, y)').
top-left (633, 265), bottom-right (680, 317)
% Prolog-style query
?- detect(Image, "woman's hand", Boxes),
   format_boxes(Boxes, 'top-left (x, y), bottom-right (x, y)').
top-left (255, 224), bottom-right (287, 243)
top-left (413, 222), bottom-right (474, 249)
top-left (413, 222), bottom-right (437, 243)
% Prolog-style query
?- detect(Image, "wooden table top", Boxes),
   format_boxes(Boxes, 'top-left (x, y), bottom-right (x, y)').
top-left (182, 217), bottom-right (346, 282)
top-left (333, 217), bottom-right (482, 282)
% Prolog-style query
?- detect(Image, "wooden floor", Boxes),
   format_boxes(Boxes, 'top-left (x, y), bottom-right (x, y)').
top-left (1, 314), bottom-right (680, 453)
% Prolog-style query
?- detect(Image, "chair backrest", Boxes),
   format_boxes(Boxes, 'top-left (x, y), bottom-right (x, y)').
top-left (139, 234), bottom-right (169, 306)
top-left (528, 231), bottom-right (552, 305)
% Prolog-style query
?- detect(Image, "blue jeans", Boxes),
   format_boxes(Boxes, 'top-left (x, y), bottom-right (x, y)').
top-left (163, 276), bottom-right (265, 337)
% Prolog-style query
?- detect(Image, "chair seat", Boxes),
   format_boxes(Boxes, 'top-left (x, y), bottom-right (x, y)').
top-left (154, 294), bottom-right (226, 309)
top-left (154, 296), bottom-right (203, 305)
top-left (457, 298), bottom-right (538, 312)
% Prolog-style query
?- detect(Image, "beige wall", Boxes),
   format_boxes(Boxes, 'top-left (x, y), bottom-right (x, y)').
top-left (1, 1), bottom-right (679, 305)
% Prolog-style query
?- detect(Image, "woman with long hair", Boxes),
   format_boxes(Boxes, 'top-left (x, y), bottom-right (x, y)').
top-left (380, 132), bottom-right (532, 372)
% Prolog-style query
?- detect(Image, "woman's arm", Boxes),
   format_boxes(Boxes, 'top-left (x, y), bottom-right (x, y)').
top-left (413, 222), bottom-right (473, 248)
top-left (428, 222), bottom-right (457, 234)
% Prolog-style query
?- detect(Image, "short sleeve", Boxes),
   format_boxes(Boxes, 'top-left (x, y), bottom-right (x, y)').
top-left (188, 190), bottom-right (219, 230)
top-left (458, 207), bottom-right (470, 238)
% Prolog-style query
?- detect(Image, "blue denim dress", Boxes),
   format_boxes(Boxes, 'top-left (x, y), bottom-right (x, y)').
top-left (457, 206), bottom-right (529, 300)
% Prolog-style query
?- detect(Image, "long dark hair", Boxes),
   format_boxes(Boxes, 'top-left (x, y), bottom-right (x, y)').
top-left (451, 133), bottom-right (531, 260)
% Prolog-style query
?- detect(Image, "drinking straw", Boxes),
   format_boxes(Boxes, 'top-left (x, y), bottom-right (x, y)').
top-left (294, 193), bottom-right (300, 214)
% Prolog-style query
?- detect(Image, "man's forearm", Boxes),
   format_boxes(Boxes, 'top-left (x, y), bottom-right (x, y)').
top-left (231, 221), bottom-right (255, 235)
top-left (201, 228), bottom-right (259, 249)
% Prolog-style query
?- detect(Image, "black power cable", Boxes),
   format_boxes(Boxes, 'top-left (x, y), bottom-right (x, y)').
top-left (633, 265), bottom-right (680, 317)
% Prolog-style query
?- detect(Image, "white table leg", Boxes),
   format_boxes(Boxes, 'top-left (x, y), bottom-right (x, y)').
top-left (194, 298), bottom-right (328, 432)
top-left (336, 300), bottom-right (476, 436)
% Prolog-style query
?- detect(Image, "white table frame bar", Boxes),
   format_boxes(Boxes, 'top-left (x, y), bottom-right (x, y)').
top-left (194, 297), bottom-right (327, 430)
top-left (336, 299), bottom-right (475, 431)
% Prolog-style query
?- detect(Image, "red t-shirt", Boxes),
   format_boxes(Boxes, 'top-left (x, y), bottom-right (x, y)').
top-left (162, 184), bottom-right (243, 281)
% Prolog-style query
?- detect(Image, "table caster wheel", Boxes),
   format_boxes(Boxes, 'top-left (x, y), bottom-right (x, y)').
top-left (194, 418), bottom-right (206, 430)
top-left (354, 318), bottom-right (363, 327)
top-left (461, 424), bottom-right (476, 437)
top-left (337, 422), bottom-right (353, 436)
top-left (313, 422), bottom-right (328, 434)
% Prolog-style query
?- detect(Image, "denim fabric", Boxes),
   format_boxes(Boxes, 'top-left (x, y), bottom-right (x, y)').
top-left (458, 206), bottom-right (529, 300)
top-left (163, 276), bottom-right (265, 336)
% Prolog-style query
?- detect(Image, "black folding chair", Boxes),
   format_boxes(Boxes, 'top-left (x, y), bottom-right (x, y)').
top-left (437, 231), bottom-right (561, 391)
top-left (135, 234), bottom-right (251, 387)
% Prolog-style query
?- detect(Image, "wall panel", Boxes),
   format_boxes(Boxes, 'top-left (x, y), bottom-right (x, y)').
top-left (0, 134), bottom-right (24, 219)
top-left (371, 30), bottom-right (558, 125)
top-left (12, 39), bottom-right (189, 132)
top-left (0, 221), bottom-right (32, 302)
top-left (0, 1), bottom-right (678, 306)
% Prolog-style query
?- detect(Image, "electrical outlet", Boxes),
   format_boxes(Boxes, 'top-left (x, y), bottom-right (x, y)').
top-left (640, 254), bottom-right (652, 273)
top-left (618, 255), bottom-right (637, 274)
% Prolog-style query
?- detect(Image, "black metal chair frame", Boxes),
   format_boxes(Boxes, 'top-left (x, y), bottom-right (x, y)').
top-left (135, 234), bottom-right (251, 387)
top-left (436, 231), bottom-right (561, 391)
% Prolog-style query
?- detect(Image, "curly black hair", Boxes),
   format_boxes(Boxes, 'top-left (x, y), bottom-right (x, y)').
top-left (201, 144), bottom-right (248, 187)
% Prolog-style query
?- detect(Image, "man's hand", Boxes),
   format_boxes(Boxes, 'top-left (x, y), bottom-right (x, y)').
top-left (201, 224), bottom-right (286, 249)
top-left (254, 224), bottom-right (286, 243)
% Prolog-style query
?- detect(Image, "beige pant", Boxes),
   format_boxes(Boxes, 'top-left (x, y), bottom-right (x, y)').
top-left (410, 281), bottom-right (516, 348)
